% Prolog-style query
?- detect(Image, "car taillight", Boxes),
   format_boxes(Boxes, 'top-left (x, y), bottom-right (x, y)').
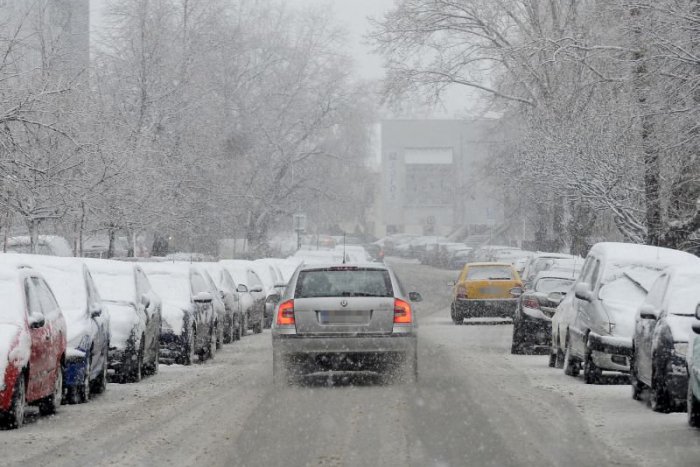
top-left (394, 298), bottom-right (413, 324)
top-left (276, 299), bottom-right (295, 326)
top-left (456, 285), bottom-right (467, 299)
top-left (523, 297), bottom-right (540, 309)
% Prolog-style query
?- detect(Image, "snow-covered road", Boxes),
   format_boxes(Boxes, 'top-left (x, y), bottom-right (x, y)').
top-left (1, 261), bottom-right (699, 466)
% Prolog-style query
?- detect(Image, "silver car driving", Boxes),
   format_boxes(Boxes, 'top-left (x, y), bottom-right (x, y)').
top-left (271, 263), bottom-right (421, 386)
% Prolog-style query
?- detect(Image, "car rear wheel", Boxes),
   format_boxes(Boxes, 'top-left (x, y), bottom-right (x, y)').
top-left (215, 321), bottom-right (223, 350)
top-left (650, 365), bottom-right (671, 413)
top-left (1, 374), bottom-right (26, 429)
top-left (450, 304), bottom-right (463, 325)
top-left (688, 378), bottom-right (700, 428)
top-left (630, 353), bottom-right (644, 400)
top-left (223, 317), bottom-right (233, 344)
top-left (583, 352), bottom-right (602, 384)
top-left (75, 356), bottom-right (91, 403)
top-left (273, 352), bottom-right (290, 388)
top-left (253, 320), bottom-right (263, 334)
top-left (563, 338), bottom-right (579, 377)
top-left (183, 327), bottom-right (196, 366)
top-left (511, 321), bottom-right (526, 355)
top-left (240, 314), bottom-right (247, 338)
top-left (39, 364), bottom-right (63, 415)
top-left (130, 343), bottom-right (144, 383)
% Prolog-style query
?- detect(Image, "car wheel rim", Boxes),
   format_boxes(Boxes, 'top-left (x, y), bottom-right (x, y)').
top-left (54, 368), bottom-right (63, 406)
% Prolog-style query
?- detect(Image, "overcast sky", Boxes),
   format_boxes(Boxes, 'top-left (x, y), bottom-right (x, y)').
top-left (89, 0), bottom-right (394, 80)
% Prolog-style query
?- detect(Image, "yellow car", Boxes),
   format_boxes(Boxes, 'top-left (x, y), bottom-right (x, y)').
top-left (450, 262), bottom-right (523, 324)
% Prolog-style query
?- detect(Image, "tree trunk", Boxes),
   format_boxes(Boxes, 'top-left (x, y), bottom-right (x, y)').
top-left (107, 227), bottom-right (116, 259)
top-left (28, 218), bottom-right (39, 254)
top-left (630, 6), bottom-right (662, 245)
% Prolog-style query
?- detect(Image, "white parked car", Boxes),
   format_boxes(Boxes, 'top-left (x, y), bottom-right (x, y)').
top-left (551, 242), bottom-right (698, 384)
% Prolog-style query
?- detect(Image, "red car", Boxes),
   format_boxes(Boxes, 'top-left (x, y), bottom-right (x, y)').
top-left (0, 265), bottom-right (66, 429)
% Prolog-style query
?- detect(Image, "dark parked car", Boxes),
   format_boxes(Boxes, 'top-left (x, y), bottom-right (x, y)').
top-left (140, 262), bottom-right (217, 364)
top-left (631, 265), bottom-right (700, 412)
top-left (85, 259), bottom-right (162, 382)
top-left (511, 271), bottom-right (574, 355)
top-left (202, 263), bottom-right (244, 343)
top-left (220, 260), bottom-right (266, 334)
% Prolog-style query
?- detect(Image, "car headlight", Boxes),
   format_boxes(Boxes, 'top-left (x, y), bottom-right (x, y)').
top-left (673, 342), bottom-right (688, 357)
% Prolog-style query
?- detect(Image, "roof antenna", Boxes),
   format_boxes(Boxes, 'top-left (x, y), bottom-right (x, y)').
top-left (342, 233), bottom-right (347, 264)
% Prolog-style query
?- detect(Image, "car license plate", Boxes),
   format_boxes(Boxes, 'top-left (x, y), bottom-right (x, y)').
top-left (479, 286), bottom-right (503, 295)
top-left (318, 310), bottom-right (367, 325)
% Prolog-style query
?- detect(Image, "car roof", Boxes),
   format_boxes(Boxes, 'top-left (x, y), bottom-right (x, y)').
top-left (465, 262), bottom-right (513, 267)
top-left (588, 242), bottom-right (698, 266)
top-left (297, 262), bottom-right (389, 272)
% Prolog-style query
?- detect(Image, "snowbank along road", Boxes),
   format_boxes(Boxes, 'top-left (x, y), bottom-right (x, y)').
top-left (1, 260), bottom-right (699, 467)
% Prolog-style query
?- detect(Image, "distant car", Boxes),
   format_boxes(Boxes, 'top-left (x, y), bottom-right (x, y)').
top-left (253, 259), bottom-right (288, 328)
top-left (551, 242), bottom-right (698, 384)
top-left (85, 259), bottom-right (162, 382)
top-left (292, 249), bottom-right (344, 265)
top-left (521, 253), bottom-right (580, 288)
top-left (688, 303), bottom-right (700, 427)
top-left (363, 243), bottom-right (384, 262)
top-left (271, 263), bottom-right (422, 386)
top-left (0, 255), bottom-right (111, 403)
top-left (631, 265), bottom-right (700, 412)
top-left (447, 248), bottom-right (473, 270)
top-left (0, 266), bottom-right (66, 429)
top-left (450, 263), bottom-right (523, 324)
top-left (5, 235), bottom-right (73, 257)
top-left (511, 271), bottom-right (574, 354)
top-left (140, 263), bottom-right (216, 365)
top-left (220, 260), bottom-right (266, 334)
top-left (201, 263), bottom-right (244, 343)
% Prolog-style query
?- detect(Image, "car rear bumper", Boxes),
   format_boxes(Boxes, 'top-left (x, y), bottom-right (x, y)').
top-left (587, 332), bottom-right (633, 372)
top-left (159, 331), bottom-right (187, 363)
top-left (455, 299), bottom-right (518, 318)
top-left (272, 333), bottom-right (417, 355)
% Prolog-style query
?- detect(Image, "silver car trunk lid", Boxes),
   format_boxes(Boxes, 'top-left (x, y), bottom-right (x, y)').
top-left (294, 297), bottom-right (395, 336)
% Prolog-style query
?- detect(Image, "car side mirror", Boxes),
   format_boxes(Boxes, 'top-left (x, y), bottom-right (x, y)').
top-left (28, 313), bottom-right (45, 328)
top-left (89, 305), bottom-right (103, 318)
top-left (409, 292), bottom-right (422, 302)
top-left (547, 292), bottom-right (564, 304)
top-left (193, 291), bottom-right (213, 303)
top-left (639, 304), bottom-right (659, 320)
top-left (236, 284), bottom-right (248, 293)
top-left (574, 283), bottom-right (593, 302)
top-left (509, 287), bottom-right (524, 298)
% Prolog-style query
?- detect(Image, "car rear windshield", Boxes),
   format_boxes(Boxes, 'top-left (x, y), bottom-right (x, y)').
top-left (466, 265), bottom-right (513, 280)
top-left (295, 268), bottom-right (393, 298)
top-left (535, 278), bottom-right (574, 294)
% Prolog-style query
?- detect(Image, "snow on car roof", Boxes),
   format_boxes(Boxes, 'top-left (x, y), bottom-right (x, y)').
top-left (589, 242), bottom-right (698, 267)
top-left (0, 254), bottom-right (88, 317)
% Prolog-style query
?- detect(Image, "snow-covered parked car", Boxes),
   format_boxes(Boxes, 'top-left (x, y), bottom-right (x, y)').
top-left (140, 262), bottom-right (216, 364)
top-left (85, 259), bottom-right (162, 382)
top-left (252, 259), bottom-right (288, 328)
top-left (551, 242), bottom-right (698, 384)
top-left (688, 303), bottom-right (700, 427)
top-left (0, 265), bottom-right (66, 429)
top-left (200, 263), bottom-right (244, 343)
top-left (631, 264), bottom-right (700, 412)
top-left (199, 267), bottom-right (227, 350)
top-left (0, 255), bottom-right (111, 403)
top-left (220, 260), bottom-right (265, 334)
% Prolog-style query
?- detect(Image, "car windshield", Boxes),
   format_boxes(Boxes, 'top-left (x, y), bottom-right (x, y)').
top-left (667, 274), bottom-right (700, 316)
top-left (466, 266), bottom-right (513, 280)
top-left (295, 268), bottom-right (393, 298)
top-left (145, 272), bottom-right (191, 304)
top-left (535, 278), bottom-right (574, 294)
top-left (91, 270), bottom-right (136, 303)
